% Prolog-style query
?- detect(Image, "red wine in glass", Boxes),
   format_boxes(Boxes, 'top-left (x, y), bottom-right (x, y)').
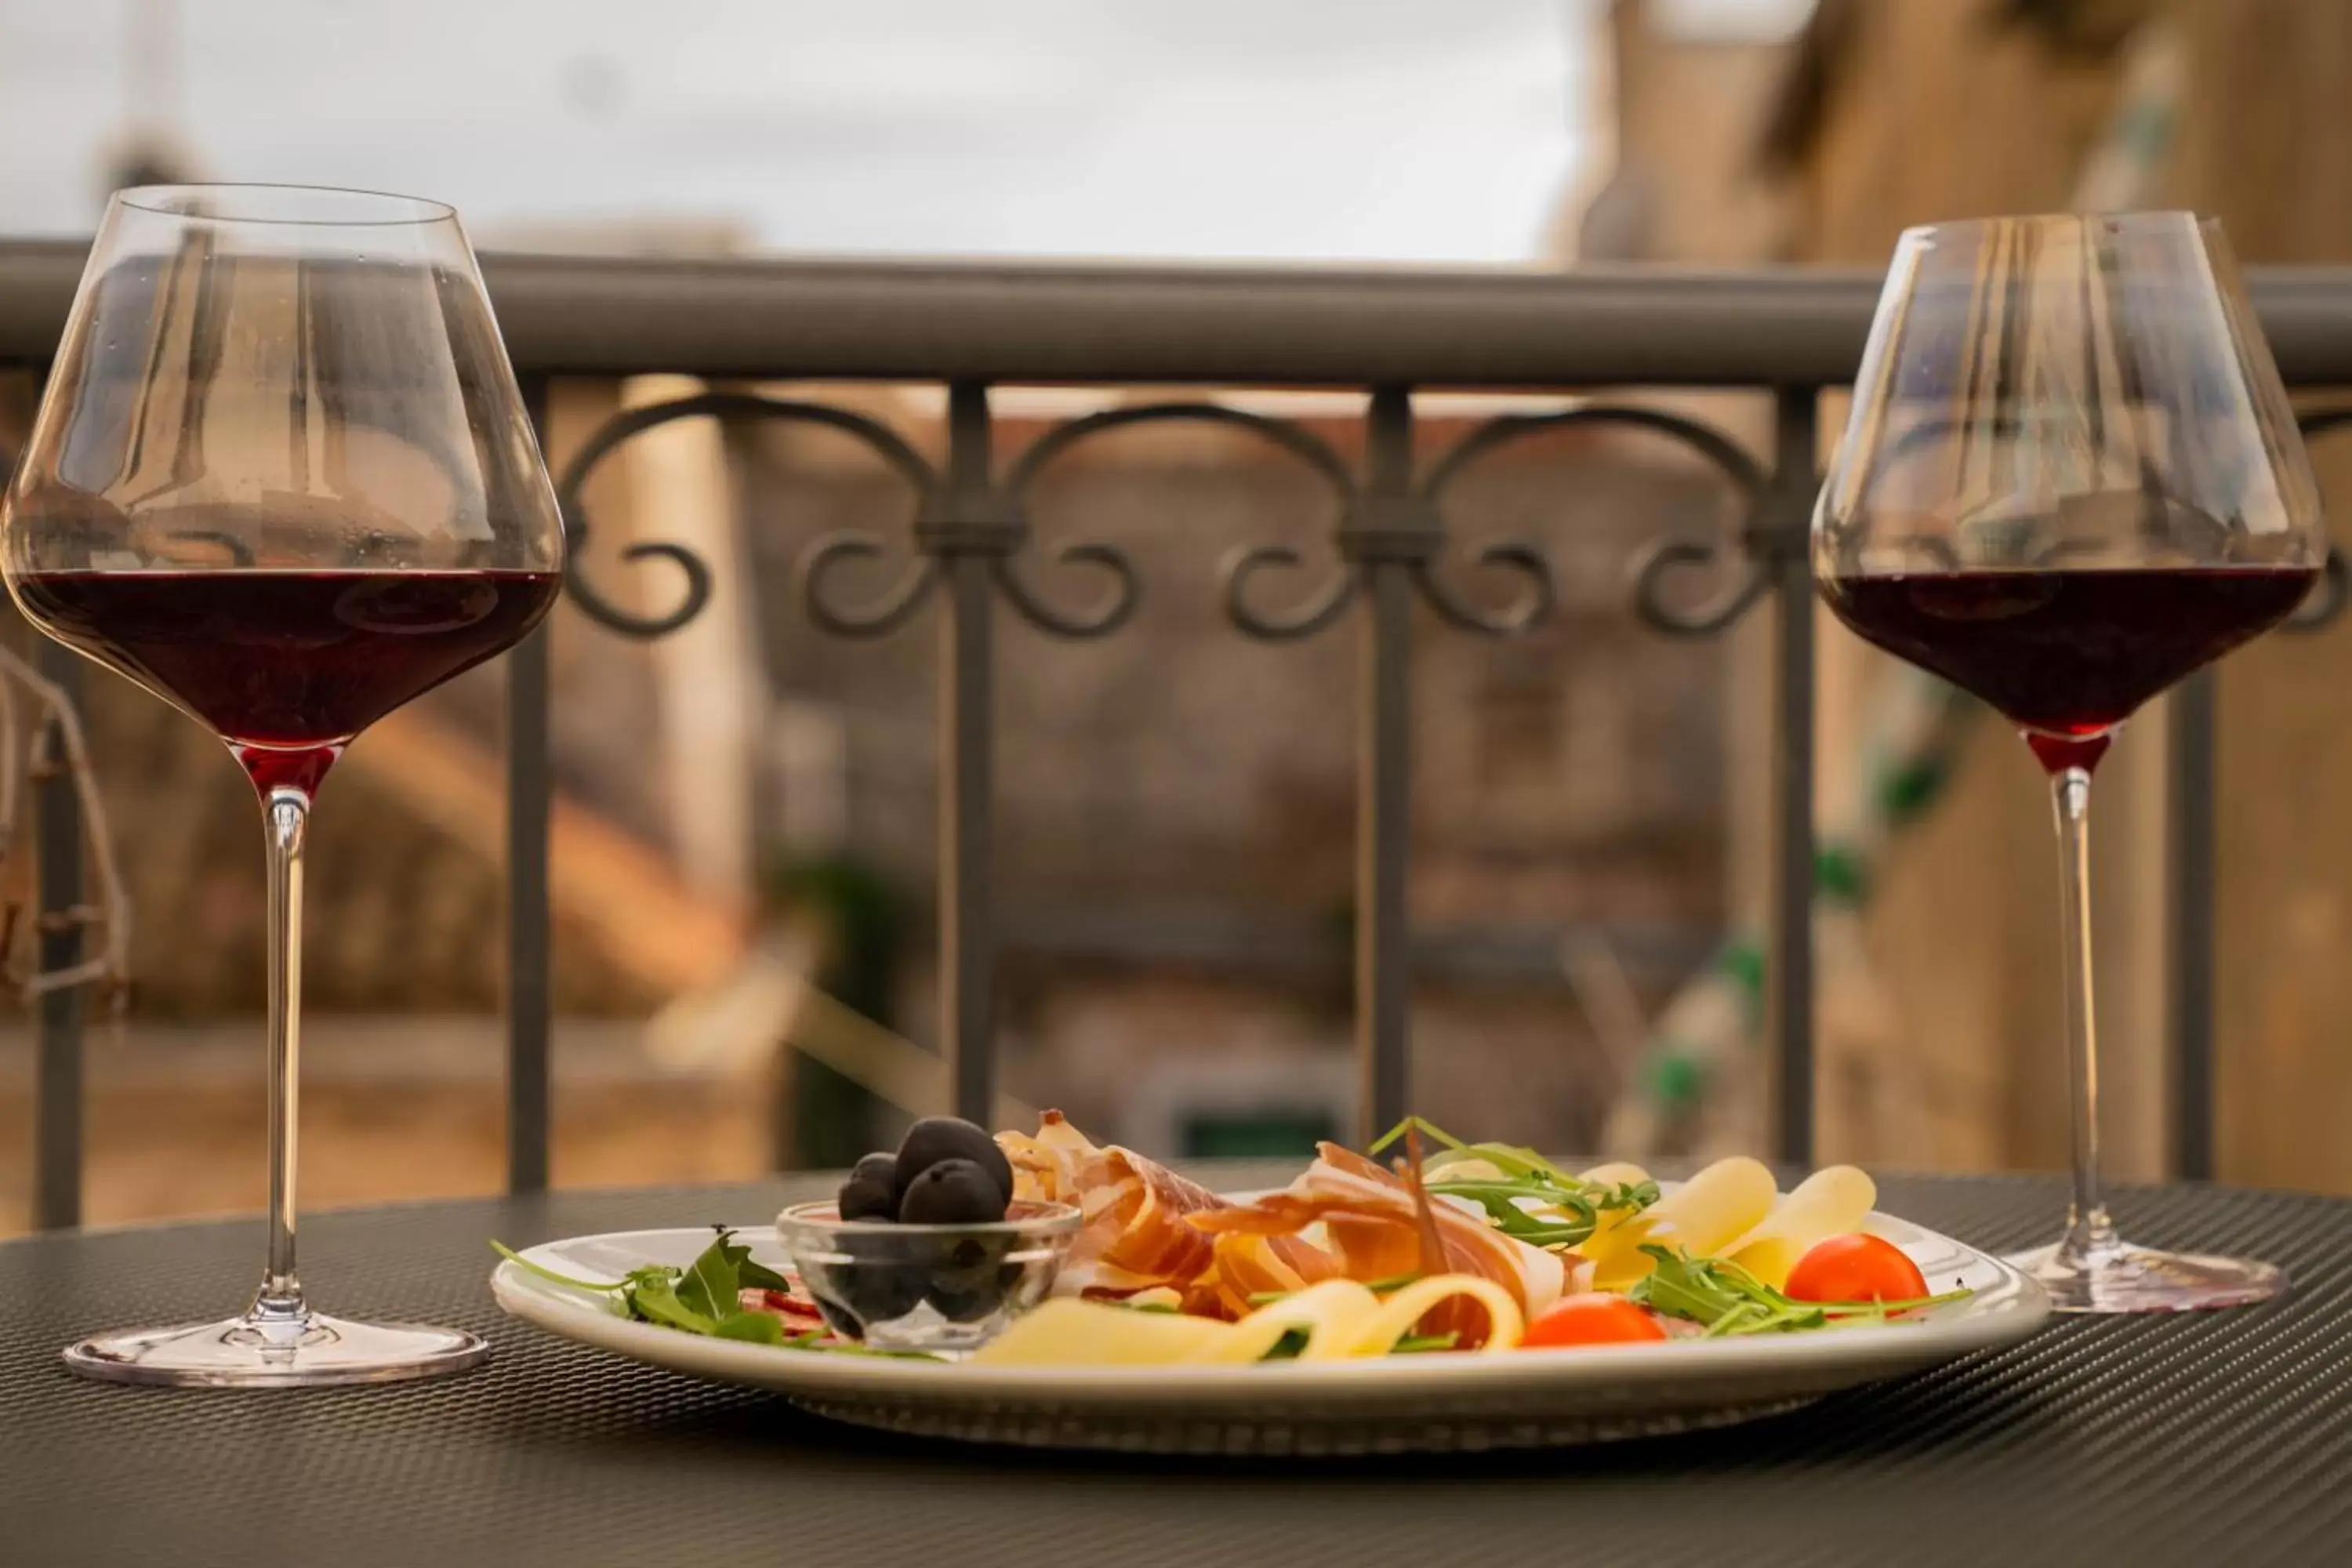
top-left (11, 567), bottom-right (561, 795)
top-left (1821, 564), bottom-right (2318, 773)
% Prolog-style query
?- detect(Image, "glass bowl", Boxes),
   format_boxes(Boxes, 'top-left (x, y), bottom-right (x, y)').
top-left (774, 1198), bottom-right (1082, 1353)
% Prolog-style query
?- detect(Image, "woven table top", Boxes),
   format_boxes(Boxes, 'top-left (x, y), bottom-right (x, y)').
top-left (4, 1166), bottom-right (2349, 1568)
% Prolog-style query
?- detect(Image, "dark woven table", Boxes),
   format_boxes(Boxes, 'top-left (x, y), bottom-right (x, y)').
top-left (4, 1167), bottom-right (2350, 1567)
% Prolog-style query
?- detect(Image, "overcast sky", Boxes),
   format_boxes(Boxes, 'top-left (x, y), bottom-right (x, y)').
top-left (0, 0), bottom-right (1601, 262)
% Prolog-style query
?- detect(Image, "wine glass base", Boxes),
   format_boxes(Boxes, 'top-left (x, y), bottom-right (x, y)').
top-left (2005, 1239), bottom-right (2287, 1314)
top-left (63, 1312), bottom-right (489, 1388)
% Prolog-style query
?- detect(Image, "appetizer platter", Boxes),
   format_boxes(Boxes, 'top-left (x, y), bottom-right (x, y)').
top-left (492, 1114), bottom-right (2050, 1454)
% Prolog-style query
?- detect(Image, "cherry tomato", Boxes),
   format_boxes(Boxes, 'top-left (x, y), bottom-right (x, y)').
top-left (1784, 1234), bottom-right (1930, 1305)
top-left (1519, 1294), bottom-right (1669, 1348)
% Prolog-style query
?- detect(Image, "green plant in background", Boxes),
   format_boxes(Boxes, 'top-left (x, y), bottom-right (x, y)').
top-left (1606, 666), bottom-right (1976, 1155)
top-left (766, 853), bottom-right (912, 1168)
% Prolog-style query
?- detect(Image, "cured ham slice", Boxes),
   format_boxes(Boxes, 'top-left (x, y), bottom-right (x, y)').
top-left (1189, 1142), bottom-right (1573, 1316)
top-left (998, 1112), bottom-right (1230, 1299)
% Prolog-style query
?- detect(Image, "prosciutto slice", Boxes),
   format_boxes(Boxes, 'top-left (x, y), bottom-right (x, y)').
top-left (999, 1112), bottom-right (1229, 1299)
top-left (1188, 1142), bottom-right (1573, 1316)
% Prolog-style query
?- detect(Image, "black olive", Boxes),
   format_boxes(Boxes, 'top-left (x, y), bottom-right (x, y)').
top-left (851, 1151), bottom-right (898, 1190)
top-left (837, 1174), bottom-right (895, 1221)
top-left (825, 1255), bottom-right (924, 1333)
top-left (898, 1158), bottom-right (1009, 1225)
top-left (923, 1231), bottom-right (1014, 1321)
top-left (924, 1272), bottom-right (1011, 1323)
top-left (893, 1117), bottom-right (1013, 1208)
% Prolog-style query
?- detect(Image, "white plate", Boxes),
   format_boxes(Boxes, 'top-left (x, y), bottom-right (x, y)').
top-left (492, 1203), bottom-right (2050, 1455)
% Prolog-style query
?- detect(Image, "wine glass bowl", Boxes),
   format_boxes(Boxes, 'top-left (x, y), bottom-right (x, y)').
top-left (2, 184), bottom-right (564, 1384)
top-left (1816, 212), bottom-right (2322, 1312)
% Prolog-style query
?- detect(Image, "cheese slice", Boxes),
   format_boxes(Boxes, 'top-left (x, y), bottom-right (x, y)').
top-left (972, 1273), bottom-right (1527, 1367)
top-left (1720, 1165), bottom-right (1877, 1290)
top-left (1579, 1156), bottom-right (1777, 1291)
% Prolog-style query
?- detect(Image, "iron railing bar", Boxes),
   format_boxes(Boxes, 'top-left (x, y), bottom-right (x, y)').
top-left (505, 376), bottom-right (556, 1195)
top-left (33, 639), bottom-right (85, 1230)
top-left (0, 240), bottom-right (2343, 385)
top-left (939, 382), bottom-right (998, 1123)
top-left (1356, 388), bottom-right (1415, 1142)
top-left (1768, 387), bottom-right (1820, 1167)
top-left (451, 260), bottom-right (2352, 388)
top-left (472, 260), bottom-right (1882, 387)
top-left (2167, 670), bottom-right (2219, 1181)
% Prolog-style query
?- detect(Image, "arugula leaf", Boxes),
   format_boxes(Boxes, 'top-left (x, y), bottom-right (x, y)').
top-left (1597, 1179), bottom-right (1664, 1213)
top-left (674, 1229), bottom-right (786, 1320)
top-left (1632, 1248), bottom-right (1748, 1327)
top-left (713, 1311), bottom-right (789, 1345)
top-left (676, 1240), bottom-right (739, 1322)
top-left (1388, 1332), bottom-right (1460, 1354)
top-left (737, 1255), bottom-right (790, 1293)
top-left (489, 1241), bottom-right (628, 1295)
top-left (1260, 1328), bottom-right (1312, 1361)
top-left (1629, 1245), bottom-right (1973, 1335)
top-left (1365, 1118), bottom-right (1662, 1253)
top-left (1369, 1115), bottom-right (1470, 1160)
top-left (627, 1272), bottom-right (719, 1335)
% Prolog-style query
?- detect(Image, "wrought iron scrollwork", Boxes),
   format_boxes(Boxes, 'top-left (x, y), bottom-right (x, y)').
top-left (555, 390), bottom-right (938, 638)
top-left (799, 531), bottom-right (938, 638)
top-left (552, 387), bottom-right (1782, 648)
top-left (1193, 394), bottom-right (1571, 644)
top-left (1011, 402), bottom-right (1351, 641)
top-left (560, 394), bottom-right (908, 639)
top-left (990, 544), bottom-right (1139, 637)
top-left (1630, 539), bottom-right (1776, 636)
top-left (1224, 544), bottom-right (1359, 641)
top-left (558, 384), bottom-right (1156, 643)
top-left (1201, 399), bottom-right (1758, 645)
top-left (1410, 543), bottom-right (1555, 635)
top-left (1428, 405), bottom-right (1777, 639)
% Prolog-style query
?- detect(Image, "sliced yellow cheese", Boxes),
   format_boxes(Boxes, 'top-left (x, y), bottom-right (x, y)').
top-left (1311, 1275), bottom-right (1523, 1359)
top-left (1721, 1164), bottom-right (1877, 1289)
top-left (1580, 1156), bottom-right (1777, 1291)
top-left (971, 1274), bottom-right (1527, 1367)
top-left (1197, 1280), bottom-right (1383, 1363)
top-left (973, 1300), bottom-right (1236, 1366)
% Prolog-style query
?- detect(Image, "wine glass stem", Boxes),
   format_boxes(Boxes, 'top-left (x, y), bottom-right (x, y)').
top-left (254, 784), bottom-right (310, 1323)
top-left (2051, 765), bottom-right (2118, 1265)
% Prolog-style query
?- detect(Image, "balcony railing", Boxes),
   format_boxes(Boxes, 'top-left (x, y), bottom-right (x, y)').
top-left (7, 242), bottom-right (2352, 1229)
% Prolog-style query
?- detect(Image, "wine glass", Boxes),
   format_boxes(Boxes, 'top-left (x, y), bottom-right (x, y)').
top-left (2, 185), bottom-right (564, 1382)
top-left (1814, 212), bottom-right (2321, 1312)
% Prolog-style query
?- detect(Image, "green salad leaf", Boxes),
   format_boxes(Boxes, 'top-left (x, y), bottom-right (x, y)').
top-left (1367, 1116), bottom-right (1660, 1250)
top-left (1628, 1245), bottom-right (1972, 1335)
top-left (492, 1229), bottom-right (935, 1357)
